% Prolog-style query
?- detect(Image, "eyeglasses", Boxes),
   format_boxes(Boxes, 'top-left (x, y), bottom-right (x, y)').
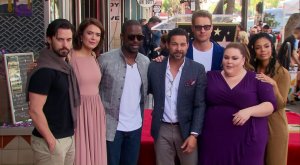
top-left (127, 34), bottom-right (144, 41)
top-left (193, 25), bottom-right (212, 31)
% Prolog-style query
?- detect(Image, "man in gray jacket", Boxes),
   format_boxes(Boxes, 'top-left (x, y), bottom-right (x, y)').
top-left (98, 20), bottom-right (149, 165)
top-left (148, 28), bottom-right (207, 165)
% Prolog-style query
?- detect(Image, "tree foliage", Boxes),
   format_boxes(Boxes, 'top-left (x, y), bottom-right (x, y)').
top-left (212, 0), bottom-right (280, 15)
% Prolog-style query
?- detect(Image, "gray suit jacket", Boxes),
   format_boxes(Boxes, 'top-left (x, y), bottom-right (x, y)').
top-left (148, 58), bottom-right (207, 141)
top-left (98, 48), bottom-right (150, 141)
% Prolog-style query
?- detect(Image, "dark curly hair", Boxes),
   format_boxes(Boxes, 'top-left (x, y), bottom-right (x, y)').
top-left (73, 18), bottom-right (105, 56)
top-left (277, 35), bottom-right (295, 70)
top-left (248, 33), bottom-right (277, 77)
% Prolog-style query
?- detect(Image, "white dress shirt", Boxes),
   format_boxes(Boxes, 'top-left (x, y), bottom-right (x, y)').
top-left (163, 58), bottom-right (185, 123)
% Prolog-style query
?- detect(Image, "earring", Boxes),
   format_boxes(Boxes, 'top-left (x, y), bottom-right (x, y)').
top-left (254, 58), bottom-right (256, 62)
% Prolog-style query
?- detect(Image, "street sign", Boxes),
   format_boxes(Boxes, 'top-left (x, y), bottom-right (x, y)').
top-left (153, 5), bottom-right (161, 13)
top-left (136, 0), bottom-right (155, 8)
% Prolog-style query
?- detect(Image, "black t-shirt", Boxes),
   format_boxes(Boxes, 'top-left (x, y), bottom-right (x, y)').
top-left (28, 68), bottom-right (74, 139)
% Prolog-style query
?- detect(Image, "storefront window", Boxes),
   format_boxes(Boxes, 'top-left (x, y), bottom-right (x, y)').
top-left (50, 0), bottom-right (62, 22)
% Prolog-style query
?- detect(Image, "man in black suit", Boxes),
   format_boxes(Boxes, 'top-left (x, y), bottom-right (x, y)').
top-left (148, 28), bottom-right (207, 165)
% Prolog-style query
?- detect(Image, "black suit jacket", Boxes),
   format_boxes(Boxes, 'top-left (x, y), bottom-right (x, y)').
top-left (148, 58), bottom-right (207, 141)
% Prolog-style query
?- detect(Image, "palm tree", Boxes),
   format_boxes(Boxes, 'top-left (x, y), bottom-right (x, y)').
top-left (213, 0), bottom-right (235, 14)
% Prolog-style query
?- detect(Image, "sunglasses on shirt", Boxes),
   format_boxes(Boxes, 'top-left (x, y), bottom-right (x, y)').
top-left (193, 25), bottom-right (212, 31)
top-left (127, 34), bottom-right (145, 41)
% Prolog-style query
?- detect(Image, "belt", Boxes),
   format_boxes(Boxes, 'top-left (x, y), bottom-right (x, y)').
top-left (162, 121), bottom-right (179, 126)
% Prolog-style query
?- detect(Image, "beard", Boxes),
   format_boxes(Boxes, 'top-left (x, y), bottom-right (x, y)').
top-left (53, 48), bottom-right (70, 57)
top-left (171, 51), bottom-right (185, 60)
top-left (123, 44), bottom-right (139, 54)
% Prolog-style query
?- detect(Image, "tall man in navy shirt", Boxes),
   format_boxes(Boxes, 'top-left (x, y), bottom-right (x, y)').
top-left (186, 10), bottom-right (224, 71)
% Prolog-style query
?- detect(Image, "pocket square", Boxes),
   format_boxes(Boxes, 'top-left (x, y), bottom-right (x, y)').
top-left (185, 80), bottom-right (196, 86)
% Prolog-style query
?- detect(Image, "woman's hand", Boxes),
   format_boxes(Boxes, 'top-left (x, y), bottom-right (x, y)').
top-left (232, 109), bottom-right (252, 126)
top-left (27, 61), bottom-right (37, 74)
top-left (256, 73), bottom-right (276, 86)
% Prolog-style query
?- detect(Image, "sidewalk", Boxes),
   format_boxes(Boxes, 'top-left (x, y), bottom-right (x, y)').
top-left (286, 101), bottom-right (300, 114)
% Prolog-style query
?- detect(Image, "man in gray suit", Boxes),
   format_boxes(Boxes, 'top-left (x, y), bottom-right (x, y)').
top-left (148, 28), bottom-right (207, 165)
top-left (98, 20), bottom-right (149, 165)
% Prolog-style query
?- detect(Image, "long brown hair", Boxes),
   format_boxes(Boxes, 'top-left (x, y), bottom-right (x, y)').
top-left (225, 42), bottom-right (254, 71)
top-left (73, 18), bottom-right (105, 56)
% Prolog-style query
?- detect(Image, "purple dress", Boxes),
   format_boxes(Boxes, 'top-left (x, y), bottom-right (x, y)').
top-left (199, 71), bottom-right (276, 165)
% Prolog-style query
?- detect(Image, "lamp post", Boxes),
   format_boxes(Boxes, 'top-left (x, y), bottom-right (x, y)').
top-left (241, 0), bottom-right (249, 31)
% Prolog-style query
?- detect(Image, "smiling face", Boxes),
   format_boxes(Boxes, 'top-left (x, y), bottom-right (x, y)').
top-left (254, 37), bottom-right (272, 62)
top-left (81, 24), bottom-right (101, 50)
top-left (222, 47), bottom-right (245, 76)
top-left (121, 24), bottom-right (143, 53)
top-left (192, 17), bottom-right (213, 43)
top-left (167, 35), bottom-right (188, 61)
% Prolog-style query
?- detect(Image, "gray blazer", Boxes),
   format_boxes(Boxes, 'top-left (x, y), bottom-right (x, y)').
top-left (98, 48), bottom-right (150, 141)
top-left (148, 58), bottom-right (207, 141)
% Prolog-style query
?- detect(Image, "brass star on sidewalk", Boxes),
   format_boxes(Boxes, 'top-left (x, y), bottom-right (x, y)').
top-left (214, 28), bottom-right (221, 36)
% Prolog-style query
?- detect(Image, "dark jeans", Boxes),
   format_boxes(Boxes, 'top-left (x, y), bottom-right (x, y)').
top-left (107, 128), bottom-right (142, 165)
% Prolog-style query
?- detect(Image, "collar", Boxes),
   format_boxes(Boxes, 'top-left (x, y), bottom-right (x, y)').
top-left (167, 57), bottom-right (185, 72)
top-left (118, 48), bottom-right (144, 64)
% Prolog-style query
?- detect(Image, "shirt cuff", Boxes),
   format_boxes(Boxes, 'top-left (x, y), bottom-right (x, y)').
top-left (190, 132), bottom-right (199, 135)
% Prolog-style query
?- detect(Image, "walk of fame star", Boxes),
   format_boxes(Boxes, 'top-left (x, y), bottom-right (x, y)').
top-left (214, 28), bottom-right (221, 36)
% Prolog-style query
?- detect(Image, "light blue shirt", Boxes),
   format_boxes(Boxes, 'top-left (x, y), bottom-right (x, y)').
top-left (163, 58), bottom-right (185, 123)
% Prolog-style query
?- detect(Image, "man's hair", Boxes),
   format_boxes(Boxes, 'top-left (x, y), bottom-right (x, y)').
top-left (192, 10), bottom-right (212, 25)
top-left (263, 24), bottom-right (270, 29)
top-left (139, 18), bottom-right (147, 24)
top-left (148, 16), bottom-right (161, 24)
top-left (121, 20), bottom-right (141, 34)
top-left (46, 19), bottom-right (74, 48)
top-left (167, 28), bottom-right (189, 43)
top-left (160, 33), bottom-right (168, 44)
top-left (46, 19), bottom-right (74, 38)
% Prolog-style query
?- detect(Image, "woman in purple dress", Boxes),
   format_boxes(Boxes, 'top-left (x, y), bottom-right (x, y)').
top-left (199, 43), bottom-right (277, 165)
